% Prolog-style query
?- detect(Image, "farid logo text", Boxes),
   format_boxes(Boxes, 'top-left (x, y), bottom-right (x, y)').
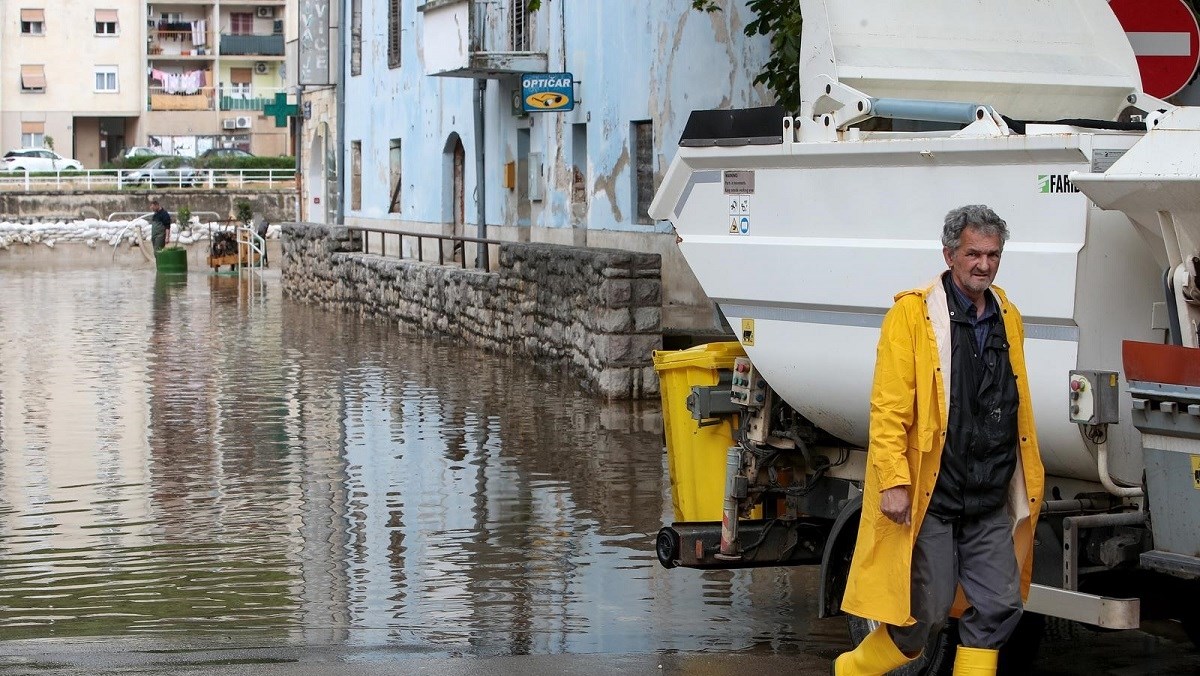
top-left (1038, 174), bottom-right (1079, 194)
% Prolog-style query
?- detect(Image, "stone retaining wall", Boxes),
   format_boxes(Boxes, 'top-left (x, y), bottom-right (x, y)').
top-left (0, 190), bottom-right (296, 224)
top-left (281, 223), bottom-right (662, 399)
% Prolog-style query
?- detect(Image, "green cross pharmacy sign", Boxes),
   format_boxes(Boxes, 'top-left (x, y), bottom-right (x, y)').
top-left (263, 92), bottom-right (299, 128)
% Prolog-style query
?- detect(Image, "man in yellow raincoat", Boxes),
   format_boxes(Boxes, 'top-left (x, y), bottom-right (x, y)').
top-left (833, 205), bottom-right (1045, 676)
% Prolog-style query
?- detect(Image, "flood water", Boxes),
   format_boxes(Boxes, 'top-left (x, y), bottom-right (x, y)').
top-left (0, 267), bottom-right (834, 657)
top-left (2, 266), bottom-right (1197, 675)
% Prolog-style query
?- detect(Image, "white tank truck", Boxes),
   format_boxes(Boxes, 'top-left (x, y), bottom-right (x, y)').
top-left (648, 1), bottom-right (1200, 673)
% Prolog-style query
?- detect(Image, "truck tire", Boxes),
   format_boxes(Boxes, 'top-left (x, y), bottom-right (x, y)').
top-left (846, 615), bottom-right (954, 676)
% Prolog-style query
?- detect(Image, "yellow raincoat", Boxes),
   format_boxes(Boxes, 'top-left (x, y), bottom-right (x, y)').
top-left (840, 276), bottom-right (1045, 627)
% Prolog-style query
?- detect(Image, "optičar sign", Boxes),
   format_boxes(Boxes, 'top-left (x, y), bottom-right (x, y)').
top-left (521, 72), bottom-right (575, 112)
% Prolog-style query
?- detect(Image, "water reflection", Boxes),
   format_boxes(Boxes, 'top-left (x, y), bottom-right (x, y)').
top-left (0, 267), bottom-right (822, 655)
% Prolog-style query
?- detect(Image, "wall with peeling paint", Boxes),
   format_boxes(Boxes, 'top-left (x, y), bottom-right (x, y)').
top-left (338, 0), bottom-right (771, 329)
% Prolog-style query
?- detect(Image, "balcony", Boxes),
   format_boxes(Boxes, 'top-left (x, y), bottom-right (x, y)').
top-left (148, 86), bottom-right (216, 112)
top-left (417, 0), bottom-right (547, 78)
top-left (220, 33), bottom-right (285, 56)
top-left (219, 86), bottom-right (286, 111)
top-left (149, 28), bottom-right (214, 57)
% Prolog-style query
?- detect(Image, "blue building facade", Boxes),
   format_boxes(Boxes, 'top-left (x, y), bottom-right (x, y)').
top-left (340, 0), bottom-right (771, 328)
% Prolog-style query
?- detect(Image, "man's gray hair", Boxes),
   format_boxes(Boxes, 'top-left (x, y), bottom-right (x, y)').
top-left (942, 205), bottom-right (1009, 251)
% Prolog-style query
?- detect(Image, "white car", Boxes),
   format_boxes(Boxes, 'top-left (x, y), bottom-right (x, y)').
top-left (122, 146), bottom-right (159, 159)
top-left (3, 148), bottom-right (84, 173)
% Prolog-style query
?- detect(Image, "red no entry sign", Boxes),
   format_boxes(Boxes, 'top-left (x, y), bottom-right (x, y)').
top-left (1111, 0), bottom-right (1200, 98)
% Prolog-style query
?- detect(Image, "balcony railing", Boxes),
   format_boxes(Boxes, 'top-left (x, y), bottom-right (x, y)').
top-left (418, 0), bottom-right (547, 78)
top-left (220, 33), bottom-right (284, 56)
top-left (148, 86), bottom-right (216, 111)
top-left (219, 87), bottom-right (286, 111)
top-left (148, 28), bottom-right (213, 56)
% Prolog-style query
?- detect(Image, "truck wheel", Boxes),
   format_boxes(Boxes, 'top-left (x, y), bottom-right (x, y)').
top-left (655, 527), bottom-right (679, 569)
top-left (847, 616), bottom-right (954, 676)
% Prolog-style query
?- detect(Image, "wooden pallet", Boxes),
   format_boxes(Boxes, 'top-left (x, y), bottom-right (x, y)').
top-left (207, 252), bottom-right (261, 269)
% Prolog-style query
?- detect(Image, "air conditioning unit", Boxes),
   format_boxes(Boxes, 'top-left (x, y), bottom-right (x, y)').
top-left (254, 61), bottom-right (271, 75)
top-left (222, 118), bottom-right (238, 130)
top-left (256, 6), bottom-right (275, 18)
top-left (235, 116), bottom-right (252, 129)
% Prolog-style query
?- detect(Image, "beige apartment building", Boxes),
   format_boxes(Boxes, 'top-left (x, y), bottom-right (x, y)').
top-left (0, 0), bottom-right (296, 168)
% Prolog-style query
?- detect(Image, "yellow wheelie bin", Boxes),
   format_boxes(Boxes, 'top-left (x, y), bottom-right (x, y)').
top-left (652, 342), bottom-right (747, 523)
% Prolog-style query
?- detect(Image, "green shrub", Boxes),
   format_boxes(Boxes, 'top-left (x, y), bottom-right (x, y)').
top-left (103, 155), bottom-right (163, 170)
top-left (234, 200), bottom-right (253, 225)
top-left (195, 156), bottom-right (295, 170)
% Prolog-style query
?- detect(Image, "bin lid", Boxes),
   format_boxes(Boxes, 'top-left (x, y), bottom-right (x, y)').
top-left (652, 341), bottom-right (746, 371)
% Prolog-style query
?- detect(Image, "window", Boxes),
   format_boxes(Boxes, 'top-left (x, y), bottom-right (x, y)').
top-left (94, 67), bottom-right (118, 93)
top-left (388, 139), bottom-right (401, 213)
top-left (571, 123), bottom-right (588, 206)
top-left (351, 0), bottom-right (362, 76)
top-left (631, 120), bottom-right (654, 225)
top-left (21, 122), bottom-right (45, 149)
top-left (20, 8), bottom-right (45, 35)
top-left (510, 0), bottom-right (530, 51)
top-left (351, 141), bottom-right (362, 211)
top-left (229, 68), bottom-right (252, 99)
top-left (388, 0), bottom-right (401, 69)
top-left (95, 9), bottom-right (118, 35)
top-left (230, 13), bottom-right (253, 35)
top-left (20, 65), bottom-right (46, 92)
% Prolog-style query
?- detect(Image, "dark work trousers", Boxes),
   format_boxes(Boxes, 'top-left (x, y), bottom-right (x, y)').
top-left (887, 507), bottom-right (1023, 654)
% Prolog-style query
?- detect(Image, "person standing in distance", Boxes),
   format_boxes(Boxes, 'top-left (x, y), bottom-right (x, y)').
top-left (149, 199), bottom-right (172, 252)
top-left (833, 205), bottom-right (1045, 676)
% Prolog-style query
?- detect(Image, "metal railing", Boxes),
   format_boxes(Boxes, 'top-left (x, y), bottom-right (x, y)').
top-left (239, 225), bottom-right (267, 276)
top-left (470, 0), bottom-right (535, 53)
top-left (0, 168), bottom-right (296, 192)
top-left (219, 86), bottom-right (286, 111)
top-left (220, 33), bottom-right (285, 56)
top-left (148, 29), bottom-right (213, 54)
top-left (356, 227), bottom-right (499, 270)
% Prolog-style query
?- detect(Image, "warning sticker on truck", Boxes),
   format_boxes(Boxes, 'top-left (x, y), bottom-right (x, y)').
top-left (741, 318), bottom-right (755, 346)
top-left (724, 170), bottom-right (755, 195)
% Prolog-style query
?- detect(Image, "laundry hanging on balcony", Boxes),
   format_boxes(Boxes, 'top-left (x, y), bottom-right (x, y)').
top-left (190, 20), bottom-right (207, 47)
top-left (151, 69), bottom-right (206, 95)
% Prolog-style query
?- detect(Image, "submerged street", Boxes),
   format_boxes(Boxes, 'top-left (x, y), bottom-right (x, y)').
top-left (0, 266), bottom-right (1195, 675)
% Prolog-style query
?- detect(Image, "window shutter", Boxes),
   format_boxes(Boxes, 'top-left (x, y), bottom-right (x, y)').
top-left (21, 9), bottom-right (45, 22)
top-left (21, 121), bottom-right (45, 134)
top-left (230, 68), bottom-right (253, 84)
top-left (21, 65), bottom-right (46, 89)
top-left (95, 9), bottom-right (119, 22)
top-left (388, 0), bottom-right (401, 68)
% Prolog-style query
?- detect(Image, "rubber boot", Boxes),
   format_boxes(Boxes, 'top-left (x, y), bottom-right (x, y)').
top-left (832, 625), bottom-right (917, 676)
top-left (951, 646), bottom-right (999, 676)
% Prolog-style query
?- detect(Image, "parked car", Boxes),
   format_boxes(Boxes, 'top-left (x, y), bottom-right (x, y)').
top-left (122, 146), bottom-right (160, 159)
top-left (3, 149), bottom-right (83, 172)
top-left (126, 157), bottom-right (200, 186)
top-left (199, 147), bottom-right (254, 159)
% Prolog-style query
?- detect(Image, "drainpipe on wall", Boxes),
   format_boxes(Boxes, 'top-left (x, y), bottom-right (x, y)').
top-left (294, 88), bottom-right (303, 223)
top-left (474, 78), bottom-right (489, 270)
top-left (336, 1), bottom-right (347, 226)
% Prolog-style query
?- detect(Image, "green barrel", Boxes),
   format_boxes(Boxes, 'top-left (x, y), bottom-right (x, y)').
top-left (155, 247), bottom-right (188, 274)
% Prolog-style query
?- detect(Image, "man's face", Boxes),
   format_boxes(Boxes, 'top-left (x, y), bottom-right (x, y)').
top-left (943, 226), bottom-right (1003, 299)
